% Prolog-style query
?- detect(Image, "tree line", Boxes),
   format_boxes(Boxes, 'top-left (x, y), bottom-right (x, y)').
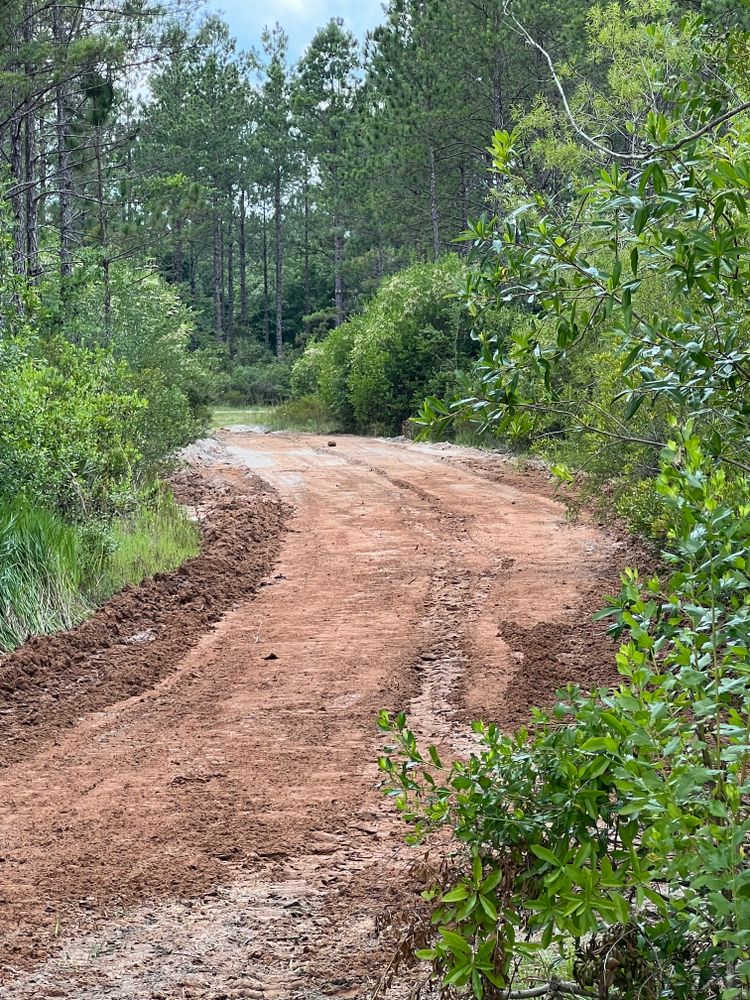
top-left (0, 0), bottom-right (611, 363)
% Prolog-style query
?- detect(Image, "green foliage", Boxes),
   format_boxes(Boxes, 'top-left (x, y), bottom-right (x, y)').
top-left (0, 230), bottom-right (210, 647)
top-left (381, 436), bottom-right (750, 999)
top-left (223, 341), bottom-right (292, 405)
top-left (0, 502), bottom-right (90, 649)
top-left (293, 257), bottom-right (476, 433)
top-left (83, 488), bottom-right (199, 605)
top-left (418, 11), bottom-right (750, 520)
top-left (0, 334), bottom-right (145, 519)
top-left (385, 7), bottom-right (750, 998)
top-left (65, 263), bottom-right (216, 459)
top-left (315, 322), bottom-right (358, 428)
top-left (264, 396), bottom-right (340, 433)
top-left (0, 489), bottom-right (199, 652)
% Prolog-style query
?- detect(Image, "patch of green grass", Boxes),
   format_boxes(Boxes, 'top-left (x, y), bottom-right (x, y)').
top-left (85, 491), bottom-right (200, 605)
top-left (213, 396), bottom-right (341, 434)
top-left (0, 501), bottom-right (91, 650)
top-left (211, 405), bottom-right (277, 429)
top-left (0, 490), bottom-right (200, 652)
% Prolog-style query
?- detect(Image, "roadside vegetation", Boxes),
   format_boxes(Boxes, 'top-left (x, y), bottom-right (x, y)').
top-left (377, 4), bottom-right (750, 999)
top-left (0, 253), bottom-right (207, 650)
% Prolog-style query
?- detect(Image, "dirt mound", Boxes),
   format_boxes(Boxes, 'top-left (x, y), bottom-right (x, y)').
top-left (0, 469), bottom-right (290, 769)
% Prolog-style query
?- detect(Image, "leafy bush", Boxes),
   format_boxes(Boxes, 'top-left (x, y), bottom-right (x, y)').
top-left (316, 321), bottom-right (357, 427)
top-left (263, 395), bottom-right (339, 433)
top-left (394, 10), bottom-right (750, 998)
top-left (226, 361), bottom-right (291, 404)
top-left (66, 264), bottom-right (217, 458)
top-left (0, 336), bottom-right (145, 518)
top-left (0, 246), bottom-right (211, 648)
top-left (290, 340), bottom-right (326, 397)
top-left (292, 256), bottom-right (480, 433)
top-left (380, 434), bottom-right (750, 998)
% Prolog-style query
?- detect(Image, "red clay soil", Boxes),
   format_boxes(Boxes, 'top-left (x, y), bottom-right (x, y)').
top-left (0, 434), bottom-right (644, 999)
top-left (0, 471), bottom-right (290, 769)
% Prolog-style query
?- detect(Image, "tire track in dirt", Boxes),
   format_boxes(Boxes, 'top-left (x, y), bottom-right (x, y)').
top-left (0, 432), bottom-right (632, 998)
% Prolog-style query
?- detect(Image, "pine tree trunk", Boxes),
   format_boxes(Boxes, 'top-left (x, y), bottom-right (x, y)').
top-left (303, 181), bottom-right (310, 338)
top-left (220, 219), bottom-right (226, 332)
top-left (95, 130), bottom-right (111, 339)
top-left (38, 115), bottom-right (47, 221)
top-left (25, 114), bottom-right (39, 281)
top-left (428, 142), bottom-right (440, 261)
top-left (189, 242), bottom-right (197, 301)
top-left (226, 214), bottom-right (235, 354)
top-left (376, 246), bottom-right (384, 280)
top-left (491, 9), bottom-right (504, 133)
top-left (10, 113), bottom-right (26, 278)
top-left (274, 163), bottom-right (283, 359)
top-left (262, 203), bottom-right (270, 350)
top-left (23, 0), bottom-right (39, 283)
top-left (458, 161), bottom-right (469, 255)
top-left (173, 218), bottom-right (183, 283)
top-left (54, 1), bottom-right (73, 281)
top-left (334, 228), bottom-right (345, 327)
top-left (212, 206), bottom-right (223, 341)
top-left (239, 188), bottom-right (248, 329)
top-left (8, 18), bottom-right (25, 280)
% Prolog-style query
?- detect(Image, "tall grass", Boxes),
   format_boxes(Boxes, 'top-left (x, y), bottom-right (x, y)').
top-left (84, 491), bottom-right (200, 605)
top-left (0, 492), bottom-right (200, 653)
top-left (0, 503), bottom-right (91, 650)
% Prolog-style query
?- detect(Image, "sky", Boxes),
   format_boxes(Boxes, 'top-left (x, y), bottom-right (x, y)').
top-left (204, 0), bottom-right (387, 59)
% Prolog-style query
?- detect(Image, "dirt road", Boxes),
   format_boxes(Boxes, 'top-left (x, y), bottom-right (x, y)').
top-left (0, 431), bottom-right (627, 999)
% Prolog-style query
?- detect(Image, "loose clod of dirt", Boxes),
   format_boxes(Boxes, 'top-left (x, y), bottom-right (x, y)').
top-left (0, 433), bottom-right (644, 998)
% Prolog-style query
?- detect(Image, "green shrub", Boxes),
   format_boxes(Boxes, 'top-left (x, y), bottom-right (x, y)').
top-left (316, 321), bottom-right (357, 427)
top-left (290, 341), bottom-right (326, 397)
top-left (381, 435), bottom-right (750, 998)
top-left (291, 256), bottom-right (481, 434)
top-left (0, 336), bottom-right (145, 518)
top-left (402, 13), bottom-right (750, 995)
top-left (263, 395), bottom-right (339, 433)
top-left (66, 264), bottom-right (216, 457)
top-left (348, 256), bottom-right (468, 432)
top-left (226, 361), bottom-right (291, 404)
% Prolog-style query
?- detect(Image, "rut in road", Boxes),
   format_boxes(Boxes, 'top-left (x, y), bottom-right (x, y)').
top-left (0, 432), bottom-right (629, 999)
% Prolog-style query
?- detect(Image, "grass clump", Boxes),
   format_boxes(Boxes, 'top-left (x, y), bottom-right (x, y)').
top-left (84, 490), bottom-right (200, 605)
top-left (0, 490), bottom-right (200, 653)
top-left (0, 502), bottom-right (91, 649)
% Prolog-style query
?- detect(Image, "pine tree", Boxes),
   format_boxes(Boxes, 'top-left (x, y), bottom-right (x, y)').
top-left (293, 19), bottom-right (360, 327)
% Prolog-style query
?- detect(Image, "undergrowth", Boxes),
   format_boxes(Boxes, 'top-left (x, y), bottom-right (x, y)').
top-left (0, 490), bottom-right (199, 653)
top-left (0, 503), bottom-right (90, 649)
top-left (84, 490), bottom-right (200, 605)
top-left (213, 396), bottom-right (341, 434)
